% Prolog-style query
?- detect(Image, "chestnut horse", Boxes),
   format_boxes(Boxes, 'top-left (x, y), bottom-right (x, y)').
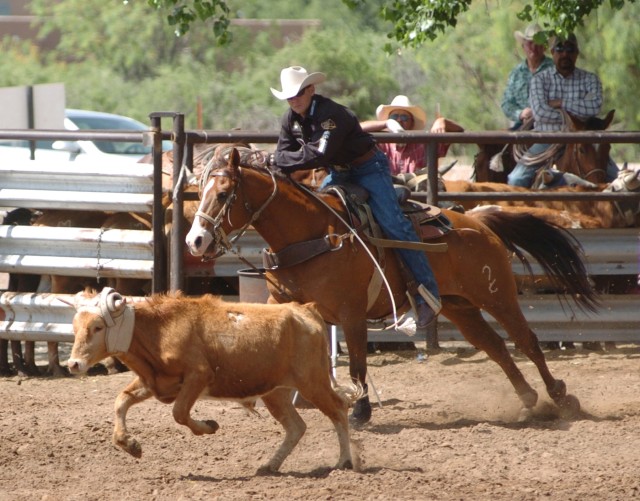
top-left (474, 110), bottom-right (615, 184)
top-left (444, 168), bottom-right (640, 229)
top-left (185, 149), bottom-right (599, 425)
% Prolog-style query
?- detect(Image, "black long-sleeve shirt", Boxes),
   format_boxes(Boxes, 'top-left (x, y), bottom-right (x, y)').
top-left (274, 94), bottom-right (375, 172)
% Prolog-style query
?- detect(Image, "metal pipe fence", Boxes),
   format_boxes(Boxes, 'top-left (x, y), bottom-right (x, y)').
top-left (0, 121), bottom-right (638, 345)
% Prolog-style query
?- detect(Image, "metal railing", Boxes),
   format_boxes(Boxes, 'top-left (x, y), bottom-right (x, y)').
top-left (0, 119), bottom-right (638, 345)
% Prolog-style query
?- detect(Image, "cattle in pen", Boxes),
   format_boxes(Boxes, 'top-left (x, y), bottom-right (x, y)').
top-left (66, 289), bottom-right (361, 474)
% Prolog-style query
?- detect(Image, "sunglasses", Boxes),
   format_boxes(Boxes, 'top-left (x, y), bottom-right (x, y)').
top-left (389, 113), bottom-right (412, 123)
top-left (553, 44), bottom-right (577, 54)
top-left (288, 85), bottom-right (310, 99)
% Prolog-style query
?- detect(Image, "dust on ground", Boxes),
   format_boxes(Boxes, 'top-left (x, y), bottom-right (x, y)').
top-left (2, 342), bottom-right (640, 501)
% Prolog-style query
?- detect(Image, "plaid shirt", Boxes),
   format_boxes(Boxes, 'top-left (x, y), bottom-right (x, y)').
top-left (501, 57), bottom-right (554, 123)
top-left (530, 66), bottom-right (603, 131)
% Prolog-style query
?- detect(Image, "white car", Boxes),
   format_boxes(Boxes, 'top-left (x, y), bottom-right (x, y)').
top-left (0, 108), bottom-right (171, 166)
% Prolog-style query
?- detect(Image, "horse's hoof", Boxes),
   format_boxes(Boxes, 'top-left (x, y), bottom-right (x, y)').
top-left (256, 464), bottom-right (280, 476)
top-left (203, 419), bottom-right (220, 434)
top-left (558, 394), bottom-right (581, 419)
top-left (120, 439), bottom-right (142, 458)
top-left (336, 459), bottom-right (353, 470)
top-left (548, 379), bottom-right (567, 401)
top-left (349, 397), bottom-right (372, 426)
top-left (517, 407), bottom-right (534, 422)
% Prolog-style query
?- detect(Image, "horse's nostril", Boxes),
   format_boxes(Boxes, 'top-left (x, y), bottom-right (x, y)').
top-left (194, 236), bottom-right (202, 248)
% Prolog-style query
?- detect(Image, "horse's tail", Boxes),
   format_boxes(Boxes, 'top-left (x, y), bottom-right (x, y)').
top-left (474, 210), bottom-right (601, 314)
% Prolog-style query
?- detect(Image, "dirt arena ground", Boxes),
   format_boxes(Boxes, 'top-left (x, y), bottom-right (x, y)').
top-left (2, 342), bottom-right (640, 501)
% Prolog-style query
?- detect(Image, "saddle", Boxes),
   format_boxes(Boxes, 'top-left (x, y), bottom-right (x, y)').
top-left (323, 182), bottom-right (453, 242)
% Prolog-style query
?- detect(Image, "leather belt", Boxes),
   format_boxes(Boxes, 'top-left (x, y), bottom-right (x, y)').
top-left (348, 146), bottom-right (378, 167)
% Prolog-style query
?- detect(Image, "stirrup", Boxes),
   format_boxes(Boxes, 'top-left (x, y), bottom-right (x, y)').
top-left (418, 284), bottom-right (442, 315)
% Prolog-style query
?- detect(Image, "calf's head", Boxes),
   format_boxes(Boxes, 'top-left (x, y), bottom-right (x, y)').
top-left (66, 288), bottom-right (133, 374)
top-left (67, 309), bottom-right (109, 374)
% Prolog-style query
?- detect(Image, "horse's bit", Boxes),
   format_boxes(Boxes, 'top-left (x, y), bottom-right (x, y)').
top-left (195, 166), bottom-right (279, 257)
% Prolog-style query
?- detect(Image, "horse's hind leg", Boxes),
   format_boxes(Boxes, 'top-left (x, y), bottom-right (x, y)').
top-left (444, 305), bottom-right (539, 416)
top-left (493, 309), bottom-right (579, 417)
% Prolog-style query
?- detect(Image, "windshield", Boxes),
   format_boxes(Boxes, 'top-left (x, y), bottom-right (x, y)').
top-left (68, 113), bottom-right (151, 155)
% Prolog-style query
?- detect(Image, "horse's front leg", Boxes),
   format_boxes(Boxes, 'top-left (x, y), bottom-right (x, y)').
top-left (113, 377), bottom-right (153, 458)
top-left (341, 316), bottom-right (371, 425)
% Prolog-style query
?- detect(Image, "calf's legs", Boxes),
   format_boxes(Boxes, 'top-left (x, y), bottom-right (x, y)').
top-left (113, 374), bottom-right (220, 458)
top-left (299, 383), bottom-right (353, 470)
top-left (258, 387), bottom-right (307, 474)
top-left (171, 372), bottom-right (220, 435)
top-left (113, 377), bottom-right (153, 457)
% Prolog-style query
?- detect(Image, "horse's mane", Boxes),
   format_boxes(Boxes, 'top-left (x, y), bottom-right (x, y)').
top-left (197, 144), bottom-right (308, 193)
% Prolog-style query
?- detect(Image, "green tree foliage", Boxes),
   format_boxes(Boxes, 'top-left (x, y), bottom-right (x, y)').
top-left (147, 0), bottom-right (637, 48)
top-left (0, 0), bottom-right (638, 161)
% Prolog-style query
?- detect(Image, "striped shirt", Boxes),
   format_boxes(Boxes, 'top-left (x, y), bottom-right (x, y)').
top-left (530, 66), bottom-right (603, 131)
top-left (501, 56), bottom-right (554, 124)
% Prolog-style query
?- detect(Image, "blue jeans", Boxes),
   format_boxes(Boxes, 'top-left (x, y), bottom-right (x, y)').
top-left (507, 143), bottom-right (552, 187)
top-left (321, 150), bottom-right (439, 301)
top-left (508, 143), bottom-right (620, 187)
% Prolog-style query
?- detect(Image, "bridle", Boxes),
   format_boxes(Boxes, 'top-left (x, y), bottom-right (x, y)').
top-left (194, 164), bottom-right (279, 257)
top-left (568, 142), bottom-right (606, 182)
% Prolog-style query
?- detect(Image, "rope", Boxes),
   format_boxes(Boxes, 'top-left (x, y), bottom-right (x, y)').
top-left (512, 112), bottom-right (568, 166)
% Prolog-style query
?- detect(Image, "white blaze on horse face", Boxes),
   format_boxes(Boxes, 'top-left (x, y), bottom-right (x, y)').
top-left (185, 177), bottom-right (217, 256)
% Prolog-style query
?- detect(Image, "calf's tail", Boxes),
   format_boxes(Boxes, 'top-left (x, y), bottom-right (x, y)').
top-left (331, 376), bottom-right (365, 406)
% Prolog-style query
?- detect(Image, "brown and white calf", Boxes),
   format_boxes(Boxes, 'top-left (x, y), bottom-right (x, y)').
top-left (67, 289), bottom-right (361, 473)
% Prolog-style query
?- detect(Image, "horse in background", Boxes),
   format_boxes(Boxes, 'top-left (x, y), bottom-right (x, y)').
top-left (473, 110), bottom-right (616, 184)
top-left (444, 168), bottom-right (640, 229)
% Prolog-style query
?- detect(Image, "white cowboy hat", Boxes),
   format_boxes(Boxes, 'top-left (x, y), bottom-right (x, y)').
top-left (375, 95), bottom-right (427, 131)
top-left (514, 23), bottom-right (543, 45)
top-left (270, 66), bottom-right (326, 100)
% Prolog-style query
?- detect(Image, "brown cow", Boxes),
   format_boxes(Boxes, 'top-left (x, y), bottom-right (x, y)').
top-left (66, 289), bottom-right (361, 474)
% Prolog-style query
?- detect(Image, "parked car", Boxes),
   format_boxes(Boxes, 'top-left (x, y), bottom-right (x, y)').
top-left (0, 108), bottom-right (171, 166)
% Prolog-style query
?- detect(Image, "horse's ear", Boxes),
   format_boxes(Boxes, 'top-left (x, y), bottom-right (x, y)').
top-left (564, 110), bottom-right (582, 131)
top-left (229, 148), bottom-right (241, 168)
top-left (603, 109), bottom-right (615, 130)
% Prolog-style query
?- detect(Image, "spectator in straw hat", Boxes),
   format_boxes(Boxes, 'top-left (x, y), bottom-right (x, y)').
top-left (270, 66), bottom-right (442, 331)
top-left (501, 23), bottom-right (554, 130)
top-left (361, 95), bottom-right (464, 176)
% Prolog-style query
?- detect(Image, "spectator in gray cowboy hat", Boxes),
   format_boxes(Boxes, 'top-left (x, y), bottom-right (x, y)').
top-left (360, 95), bottom-right (464, 176)
top-left (270, 66), bottom-right (442, 331)
top-left (501, 23), bottom-right (554, 130)
top-left (507, 33), bottom-right (619, 187)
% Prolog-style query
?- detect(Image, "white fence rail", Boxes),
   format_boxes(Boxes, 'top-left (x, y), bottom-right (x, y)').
top-left (1, 291), bottom-right (637, 344)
